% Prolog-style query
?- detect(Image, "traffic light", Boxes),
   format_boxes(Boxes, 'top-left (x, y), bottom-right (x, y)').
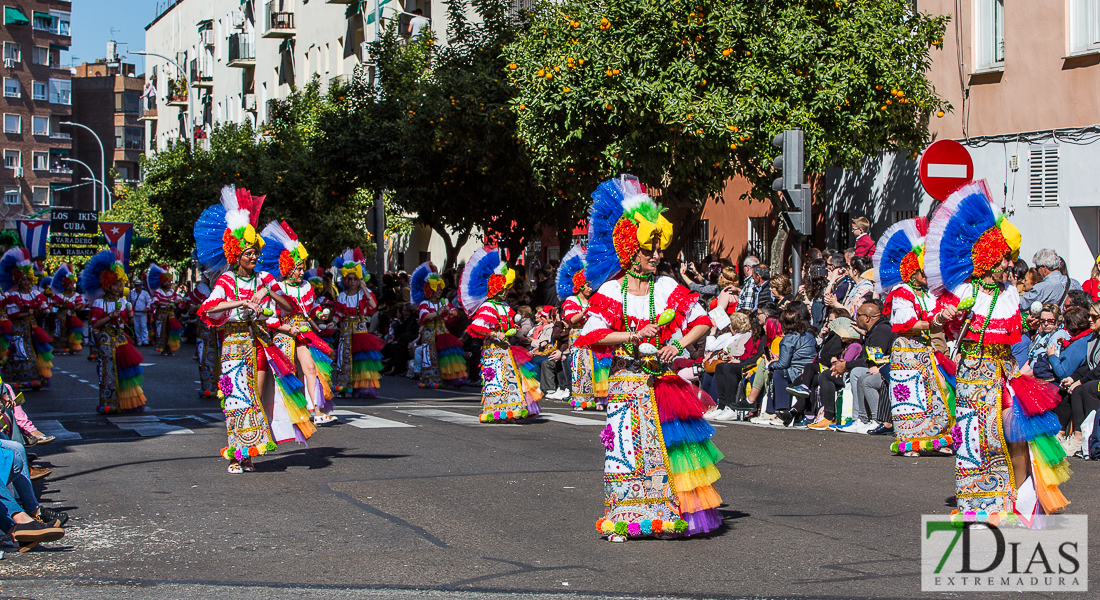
top-left (771, 128), bottom-right (811, 236)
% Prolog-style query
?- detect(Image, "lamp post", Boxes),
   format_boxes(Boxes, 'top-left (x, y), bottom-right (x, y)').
top-left (131, 50), bottom-right (191, 146)
top-left (60, 157), bottom-right (111, 211)
top-left (59, 121), bottom-right (104, 212)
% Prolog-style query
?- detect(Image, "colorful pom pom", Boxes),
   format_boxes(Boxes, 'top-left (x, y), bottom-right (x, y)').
top-left (627, 523), bottom-right (642, 536)
top-left (613, 521), bottom-right (628, 536)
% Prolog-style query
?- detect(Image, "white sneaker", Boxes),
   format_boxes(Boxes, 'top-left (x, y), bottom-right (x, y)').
top-left (749, 413), bottom-right (779, 425)
top-left (855, 420), bottom-right (880, 434)
top-left (703, 407), bottom-right (721, 420)
top-left (713, 407), bottom-right (738, 421)
top-left (545, 389), bottom-right (562, 399)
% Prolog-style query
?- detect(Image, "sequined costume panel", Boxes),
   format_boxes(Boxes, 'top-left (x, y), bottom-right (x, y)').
top-left (955, 349), bottom-right (1014, 513)
top-left (890, 335), bottom-right (952, 446)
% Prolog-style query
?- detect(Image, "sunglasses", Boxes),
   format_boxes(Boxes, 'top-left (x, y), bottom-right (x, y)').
top-left (1041, 318), bottom-right (1057, 324)
top-left (1091, 314), bottom-right (1100, 321)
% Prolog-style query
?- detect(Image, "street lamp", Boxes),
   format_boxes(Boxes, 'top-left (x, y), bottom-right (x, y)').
top-left (60, 157), bottom-right (111, 212)
top-left (131, 50), bottom-right (192, 145)
top-left (59, 121), bottom-right (105, 211)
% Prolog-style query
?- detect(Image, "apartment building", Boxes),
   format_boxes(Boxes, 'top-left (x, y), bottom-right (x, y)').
top-left (143, 0), bottom-right (479, 270)
top-left (0, 0), bottom-right (72, 218)
top-left (70, 60), bottom-right (144, 212)
top-left (822, 0), bottom-right (1100, 279)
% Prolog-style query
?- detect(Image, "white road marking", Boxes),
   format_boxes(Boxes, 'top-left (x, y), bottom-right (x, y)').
top-left (331, 409), bottom-right (415, 429)
top-left (394, 408), bottom-right (519, 427)
top-left (535, 412), bottom-right (605, 426)
top-left (107, 415), bottom-right (194, 436)
top-left (78, 379), bottom-right (88, 383)
top-left (33, 420), bottom-right (81, 441)
top-left (139, 363), bottom-right (155, 367)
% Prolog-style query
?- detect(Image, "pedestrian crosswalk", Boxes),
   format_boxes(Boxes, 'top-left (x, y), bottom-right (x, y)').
top-left (30, 406), bottom-right (606, 441)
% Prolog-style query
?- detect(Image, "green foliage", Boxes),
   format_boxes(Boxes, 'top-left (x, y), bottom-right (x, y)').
top-left (503, 0), bottom-right (950, 223)
top-left (101, 181), bottom-right (174, 269)
top-left (352, 0), bottom-right (559, 264)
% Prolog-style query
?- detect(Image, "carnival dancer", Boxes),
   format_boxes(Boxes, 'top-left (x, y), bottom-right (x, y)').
top-left (188, 275), bottom-right (220, 398)
top-left (576, 176), bottom-right (721, 542)
top-left (0, 249), bottom-right (51, 391)
top-left (330, 249), bottom-right (384, 399)
top-left (49, 263), bottom-right (83, 355)
top-left (412, 262), bottom-right (467, 389)
top-left (195, 184), bottom-right (307, 474)
top-left (81, 250), bottom-right (147, 413)
top-left (146, 264), bottom-right (182, 356)
top-left (927, 181), bottom-right (1071, 520)
top-left (557, 245), bottom-right (607, 411)
top-left (460, 247), bottom-right (542, 422)
top-left (873, 218), bottom-right (956, 457)
top-left (259, 221), bottom-right (335, 428)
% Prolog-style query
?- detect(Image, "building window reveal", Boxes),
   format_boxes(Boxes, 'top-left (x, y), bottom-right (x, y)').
top-left (976, 0), bottom-right (1005, 68)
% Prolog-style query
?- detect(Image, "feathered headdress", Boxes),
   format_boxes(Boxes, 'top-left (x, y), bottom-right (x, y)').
top-left (411, 261), bottom-right (447, 305)
top-left (51, 263), bottom-right (77, 293)
top-left (79, 249), bottom-right (129, 301)
top-left (585, 175), bottom-right (672, 289)
top-left (0, 248), bottom-right (37, 292)
top-left (873, 217), bottom-right (929, 295)
top-left (307, 267), bottom-right (325, 292)
top-left (144, 263), bottom-right (173, 291)
top-left (557, 244), bottom-right (587, 299)
top-left (332, 248), bottom-right (366, 283)
top-left (258, 221), bottom-right (309, 279)
top-left (926, 180), bottom-right (1021, 294)
top-left (459, 247), bottom-right (514, 314)
top-left (193, 185), bottom-right (266, 275)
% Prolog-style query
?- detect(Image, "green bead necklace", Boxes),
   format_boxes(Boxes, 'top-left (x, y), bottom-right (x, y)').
top-left (621, 273), bottom-right (660, 374)
top-left (962, 279), bottom-right (1000, 355)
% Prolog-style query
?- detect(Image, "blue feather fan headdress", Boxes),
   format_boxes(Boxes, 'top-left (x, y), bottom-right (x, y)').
top-left (459, 247), bottom-right (514, 314)
top-left (556, 244), bottom-right (587, 299)
top-left (873, 218), bottom-right (927, 295)
top-left (926, 180), bottom-right (1021, 294)
top-left (584, 175), bottom-right (672, 290)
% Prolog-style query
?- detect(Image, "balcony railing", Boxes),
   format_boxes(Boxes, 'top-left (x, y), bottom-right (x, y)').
top-left (49, 132), bottom-right (70, 140)
top-left (49, 166), bottom-right (72, 174)
top-left (189, 58), bottom-right (213, 87)
top-left (263, 0), bottom-right (295, 37)
top-left (228, 33), bottom-right (255, 66)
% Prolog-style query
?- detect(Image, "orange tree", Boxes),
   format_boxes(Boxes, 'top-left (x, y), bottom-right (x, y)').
top-left (503, 0), bottom-right (950, 253)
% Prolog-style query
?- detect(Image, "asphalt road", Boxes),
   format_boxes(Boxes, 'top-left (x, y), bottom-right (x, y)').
top-left (1, 345), bottom-right (1097, 600)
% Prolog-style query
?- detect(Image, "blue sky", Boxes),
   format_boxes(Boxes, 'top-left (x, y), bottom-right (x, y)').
top-left (71, 0), bottom-right (151, 74)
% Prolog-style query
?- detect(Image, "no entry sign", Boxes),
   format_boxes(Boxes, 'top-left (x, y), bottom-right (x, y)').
top-left (919, 139), bottom-right (973, 201)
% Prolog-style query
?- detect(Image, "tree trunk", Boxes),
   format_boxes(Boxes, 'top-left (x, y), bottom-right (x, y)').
top-left (427, 221), bottom-right (469, 272)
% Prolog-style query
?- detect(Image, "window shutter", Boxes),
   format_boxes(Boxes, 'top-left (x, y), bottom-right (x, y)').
top-left (1029, 145), bottom-right (1059, 205)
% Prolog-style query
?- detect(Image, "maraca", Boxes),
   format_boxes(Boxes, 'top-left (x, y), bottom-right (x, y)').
top-left (956, 296), bottom-right (975, 312)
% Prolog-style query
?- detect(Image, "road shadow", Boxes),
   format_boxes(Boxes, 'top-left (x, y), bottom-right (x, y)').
top-left (253, 447), bottom-right (409, 472)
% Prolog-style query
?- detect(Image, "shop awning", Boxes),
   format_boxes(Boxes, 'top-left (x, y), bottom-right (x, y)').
top-left (196, 18), bottom-right (212, 29)
top-left (32, 11), bottom-right (51, 21)
top-left (4, 7), bottom-right (29, 26)
top-left (49, 43), bottom-right (68, 50)
top-left (363, 0), bottom-right (394, 24)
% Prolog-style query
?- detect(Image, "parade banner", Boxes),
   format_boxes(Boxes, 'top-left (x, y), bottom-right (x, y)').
top-left (100, 222), bottom-right (134, 266)
top-left (17, 219), bottom-right (49, 258)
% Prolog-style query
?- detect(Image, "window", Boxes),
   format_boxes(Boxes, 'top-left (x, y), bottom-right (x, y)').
top-left (115, 126), bottom-right (143, 150)
top-left (3, 187), bottom-right (17, 205)
top-left (836, 211), bottom-right (852, 249)
top-left (687, 219), bottom-right (709, 263)
top-left (48, 10), bottom-right (69, 36)
top-left (31, 116), bottom-right (48, 135)
top-left (116, 165), bottom-right (129, 180)
top-left (976, 0), bottom-right (1005, 68)
top-left (3, 42), bottom-right (19, 63)
top-left (3, 150), bottom-right (17, 168)
top-left (31, 47), bottom-right (51, 67)
top-left (31, 151), bottom-right (46, 170)
top-left (31, 186), bottom-right (48, 206)
top-left (1072, 0), bottom-right (1100, 53)
top-left (1029, 145), bottom-right (1059, 206)
top-left (747, 217), bottom-right (770, 263)
top-left (30, 81), bottom-right (46, 100)
top-left (2, 78), bottom-right (18, 98)
top-left (3, 114), bottom-right (19, 134)
top-left (894, 210), bottom-right (918, 223)
top-left (48, 79), bottom-right (69, 105)
top-left (31, 11), bottom-right (50, 31)
top-left (115, 91), bottom-right (140, 114)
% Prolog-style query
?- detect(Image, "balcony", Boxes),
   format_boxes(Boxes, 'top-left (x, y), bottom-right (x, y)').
top-left (140, 108), bottom-right (157, 121)
top-left (263, 0), bottom-right (295, 38)
top-left (228, 33), bottom-right (255, 67)
top-left (48, 166), bottom-right (72, 174)
top-left (190, 58), bottom-right (213, 88)
top-left (49, 132), bottom-right (70, 140)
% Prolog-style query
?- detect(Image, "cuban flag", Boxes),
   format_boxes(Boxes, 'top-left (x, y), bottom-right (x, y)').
top-left (17, 220), bottom-right (49, 258)
top-left (100, 222), bottom-right (134, 266)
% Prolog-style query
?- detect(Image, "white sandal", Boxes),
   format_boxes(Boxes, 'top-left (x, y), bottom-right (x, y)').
top-left (607, 534), bottom-right (627, 543)
top-left (227, 462), bottom-right (243, 474)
